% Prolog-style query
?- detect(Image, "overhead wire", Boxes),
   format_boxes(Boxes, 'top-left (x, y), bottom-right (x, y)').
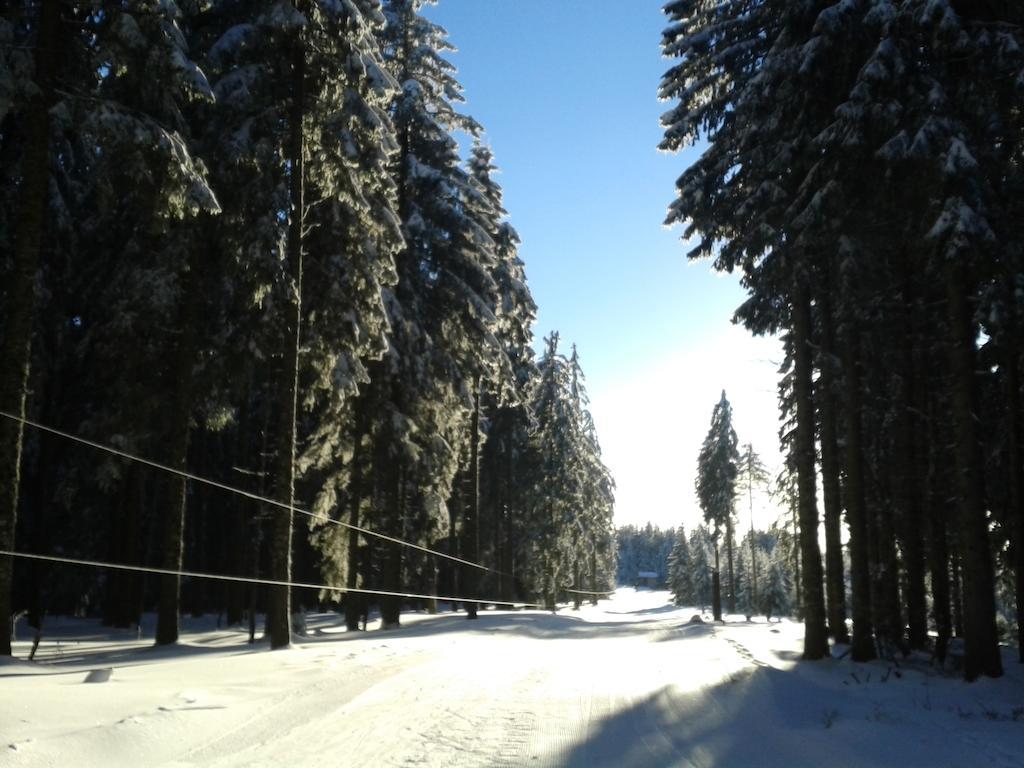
top-left (0, 550), bottom-right (545, 609)
top-left (0, 410), bottom-right (511, 577)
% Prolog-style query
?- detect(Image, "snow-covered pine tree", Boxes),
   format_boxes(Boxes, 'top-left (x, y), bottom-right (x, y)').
top-left (282, 0), bottom-right (406, 625)
top-left (761, 543), bottom-right (792, 623)
top-left (0, 0), bottom-right (220, 644)
top-left (734, 534), bottom-right (753, 620)
top-left (526, 333), bottom-right (582, 610)
top-left (87, 0), bottom-right (221, 647)
top-left (469, 139), bottom-right (539, 606)
top-left (567, 344), bottom-right (615, 609)
top-left (334, 0), bottom-right (506, 628)
top-left (199, 0), bottom-right (402, 646)
top-left (696, 391), bottom-right (738, 621)
top-left (659, 0), bottom-right (858, 660)
top-left (0, 0), bottom-right (62, 656)
top-left (522, 335), bottom-right (613, 610)
top-left (735, 443), bottom-right (768, 619)
top-left (688, 525), bottom-right (713, 613)
top-left (667, 525), bottom-right (692, 607)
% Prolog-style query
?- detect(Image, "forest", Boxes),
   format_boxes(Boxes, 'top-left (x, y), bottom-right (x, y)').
top-left (660, 0), bottom-right (1024, 681)
top-left (0, 0), bottom-right (617, 655)
top-left (3, 0), bottom-right (1023, 694)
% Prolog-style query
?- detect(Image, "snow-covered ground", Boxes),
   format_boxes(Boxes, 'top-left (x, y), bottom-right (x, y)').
top-left (3, 589), bottom-right (1023, 767)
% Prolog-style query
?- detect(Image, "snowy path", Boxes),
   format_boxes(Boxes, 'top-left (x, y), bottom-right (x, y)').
top-left (4, 590), bottom-right (1024, 767)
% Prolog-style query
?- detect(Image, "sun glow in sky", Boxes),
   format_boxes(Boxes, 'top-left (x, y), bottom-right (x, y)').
top-left (426, 0), bottom-right (785, 532)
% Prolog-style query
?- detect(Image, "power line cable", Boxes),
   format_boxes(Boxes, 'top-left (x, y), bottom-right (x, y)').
top-left (0, 550), bottom-right (544, 609)
top-left (0, 410), bottom-right (508, 577)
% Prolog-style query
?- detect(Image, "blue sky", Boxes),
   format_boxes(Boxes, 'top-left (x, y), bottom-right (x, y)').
top-left (425, 0), bottom-right (784, 531)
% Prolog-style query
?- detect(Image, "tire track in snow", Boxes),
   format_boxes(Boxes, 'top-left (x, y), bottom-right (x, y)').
top-left (166, 644), bottom-right (425, 767)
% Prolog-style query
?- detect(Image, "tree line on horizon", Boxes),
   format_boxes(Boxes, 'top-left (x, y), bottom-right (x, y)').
top-left (617, 516), bottom-right (797, 622)
top-left (0, 0), bottom-right (615, 655)
top-left (661, 0), bottom-right (1024, 680)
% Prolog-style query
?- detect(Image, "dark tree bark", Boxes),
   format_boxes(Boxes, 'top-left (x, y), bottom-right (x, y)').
top-left (792, 285), bottom-right (829, 659)
top-left (155, 250), bottom-right (203, 645)
top-left (817, 297), bottom-right (849, 644)
top-left (378, 461), bottom-right (404, 630)
top-left (266, 31), bottom-right (307, 650)
top-left (0, 0), bottom-right (60, 657)
top-left (900, 458), bottom-right (928, 650)
top-left (841, 325), bottom-right (875, 661)
top-left (1001, 330), bottom-right (1024, 663)
top-left (866, 424), bottom-right (902, 655)
top-left (925, 392), bottom-right (953, 663)
top-left (898, 355), bottom-right (928, 651)
top-left (951, 551), bottom-right (964, 639)
top-left (945, 264), bottom-right (1002, 679)
top-left (791, 504), bottom-right (801, 620)
top-left (876, 501), bottom-right (903, 654)
top-left (463, 375), bottom-right (482, 619)
top-left (103, 468), bottom-right (146, 629)
top-left (344, 409), bottom-right (366, 631)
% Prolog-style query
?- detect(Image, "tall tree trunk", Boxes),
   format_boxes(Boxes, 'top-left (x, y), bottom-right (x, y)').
top-left (155, 251), bottom-right (202, 645)
top-left (266, 31), bottom-right (306, 650)
top-left (951, 550), bottom-right (964, 639)
top-left (344, 407), bottom-right (365, 631)
top-left (1001, 330), bottom-right (1024, 663)
top-left (945, 264), bottom-right (1002, 679)
top-left (103, 471), bottom-right (134, 628)
top-left (901, 466), bottom-right (928, 650)
top-left (791, 285), bottom-right (829, 659)
top-left (573, 555), bottom-right (582, 611)
top-left (842, 325), bottom-right (875, 661)
top-left (865, 415), bottom-right (903, 655)
top-left (712, 529), bottom-right (722, 621)
top-left (899, 371), bottom-right (928, 651)
top-left (817, 298), bottom-right (849, 643)
top-left (873, 489), bottom-right (903, 654)
top-left (926, 392), bottom-right (952, 663)
top-left (590, 548), bottom-right (598, 606)
top-left (380, 463), bottom-right (403, 629)
top-left (791, 503), bottom-right (801, 619)
top-left (725, 515), bottom-right (736, 614)
top-left (745, 450), bottom-right (759, 616)
top-left (0, 0), bottom-right (60, 657)
top-left (502, 429), bottom-right (516, 604)
top-left (464, 375), bottom-right (482, 619)
top-left (892, 255), bottom-right (928, 652)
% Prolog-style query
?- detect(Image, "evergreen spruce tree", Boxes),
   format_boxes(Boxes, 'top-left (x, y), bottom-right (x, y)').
top-left (667, 525), bottom-right (692, 607)
top-left (0, 0), bottom-right (61, 656)
top-left (688, 525), bottom-right (713, 613)
top-left (696, 391), bottom-right (738, 621)
top-left (198, 0), bottom-right (403, 646)
top-left (735, 443), bottom-right (769, 618)
top-left (527, 334), bottom-right (582, 609)
top-left (761, 545), bottom-right (792, 623)
top-left (1, 0), bottom-right (219, 648)
top-left (334, 0), bottom-right (507, 628)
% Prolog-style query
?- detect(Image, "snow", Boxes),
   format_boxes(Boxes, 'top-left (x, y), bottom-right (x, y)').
top-left (3, 590), bottom-right (1023, 767)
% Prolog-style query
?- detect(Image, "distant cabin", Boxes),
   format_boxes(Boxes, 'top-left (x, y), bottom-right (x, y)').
top-left (635, 571), bottom-right (659, 589)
